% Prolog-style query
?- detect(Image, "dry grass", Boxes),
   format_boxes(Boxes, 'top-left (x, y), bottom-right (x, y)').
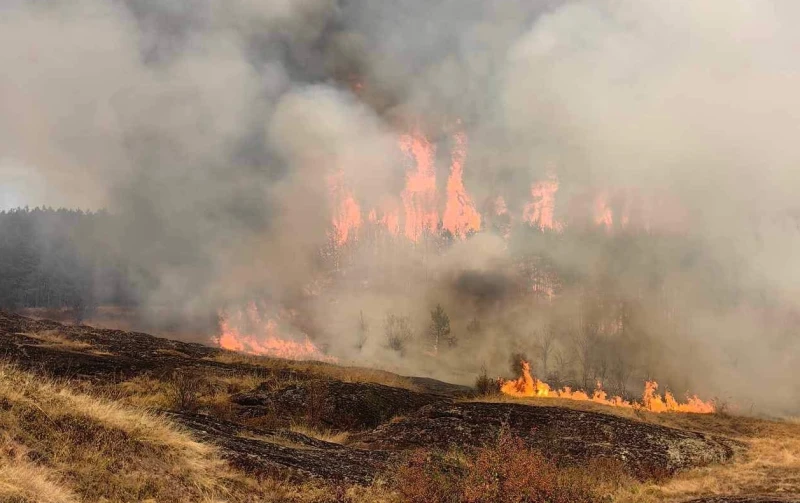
top-left (210, 352), bottom-right (419, 391)
top-left (25, 330), bottom-right (92, 351)
top-left (0, 450), bottom-right (79, 503)
top-left (290, 424), bottom-right (350, 445)
top-left (471, 394), bottom-right (800, 502)
top-left (0, 362), bottom-right (365, 503)
top-left (0, 362), bottom-right (233, 502)
top-left (612, 413), bottom-right (800, 502)
top-left (112, 369), bottom-right (267, 414)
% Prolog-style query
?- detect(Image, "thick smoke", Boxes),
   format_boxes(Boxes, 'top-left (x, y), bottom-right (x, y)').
top-left (2, 0), bottom-right (800, 414)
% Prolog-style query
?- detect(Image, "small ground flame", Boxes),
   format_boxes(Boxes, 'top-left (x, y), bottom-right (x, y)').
top-left (217, 304), bottom-right (335, 362)
top-left (501, 361), bottom-right (715, 414)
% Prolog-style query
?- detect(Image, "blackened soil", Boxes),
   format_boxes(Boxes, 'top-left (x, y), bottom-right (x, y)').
top-left (0, 311), bottom-right (740, 485)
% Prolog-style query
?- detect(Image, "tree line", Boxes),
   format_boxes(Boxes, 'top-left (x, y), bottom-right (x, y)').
top-left (0, 207), bottom-right (138, 321)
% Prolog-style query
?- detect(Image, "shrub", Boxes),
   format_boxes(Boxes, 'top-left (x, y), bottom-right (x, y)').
top-left (393, 427), bottom-right (627, 503)
top-left (165, 369), bottom-right (204, 412)
top-left (474, 366), bottom-right (501, 396)
top-left (384, 314), bottom-right (413, 355)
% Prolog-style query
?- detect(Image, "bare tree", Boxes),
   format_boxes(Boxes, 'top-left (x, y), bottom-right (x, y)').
top-left (609, 349), bottom-right (635, 398)
top-left (428, 304), bottom-right (453, 354)
top-left (573, 317), bottom-right (602, 390)
top-left (466, 317), bottom-right (482, 341)
top-left (537, 324), bottom-right (559, 378)
top-left (356, 310), bottom-right (369, 350)
top-left (385, 313), bottom-right (412, 355)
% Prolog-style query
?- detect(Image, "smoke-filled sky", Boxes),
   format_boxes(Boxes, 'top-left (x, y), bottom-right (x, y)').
top-left (2, 0), bottom-right (800, 413)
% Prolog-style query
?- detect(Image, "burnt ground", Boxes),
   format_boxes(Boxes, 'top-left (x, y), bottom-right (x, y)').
top-left (232, 379), bottom-right (444, 431)
top-left (352, 401), bottom-right (736, 478)
top-left (166, 412), bottom-right (393, 484)
top-left (0, 310), bottom-right (789, 501)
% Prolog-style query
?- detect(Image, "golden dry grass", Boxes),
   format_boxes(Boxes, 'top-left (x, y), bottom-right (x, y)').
top-left (0, 363), bottom-right (230, 502)
top-left (612, 413), bottom-right (800, 502)
top-left (0, 362), bottom-right (361, 503)
top-left (289, 424), bottom-right (350, 445)
top-left (210, 352), bottom-right (419, 391)
top-left (110, 369), bottom-right (270, 418)
top-left (471, 393), bottom-right (800, 502)
top-left (0, 450), bottom-right (79, 503)
top-left (25, 330), bottom-right (93, 351)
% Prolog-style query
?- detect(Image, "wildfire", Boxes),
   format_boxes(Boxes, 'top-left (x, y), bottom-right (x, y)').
top-left (523, 175), bottom-right (561, 231)
top-left (501, 361), bottom-right (715, 414)
top-left (399, 129), bottom-right (438, 242)
top-left (217, 303), bottom-right (335, 362)
top-left (328, 170), bottom-right (362, 246)
top-left (442, 131), bottom-right (481, 238)
top-left (367, 201), bottom-right (401, 237)
top-left (494, 196), bottom-right (509, 216)
top-left (593, 192), bottom-right (614, 230)
top-left (491, 195), bottom-right (512, 238)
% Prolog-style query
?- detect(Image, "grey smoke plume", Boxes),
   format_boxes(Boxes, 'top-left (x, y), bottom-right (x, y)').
top-left (2, 0), bottom-right (800, 414)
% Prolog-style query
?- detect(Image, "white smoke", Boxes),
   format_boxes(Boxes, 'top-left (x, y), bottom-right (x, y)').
top-left (2, 0), bottom-right (800, 414)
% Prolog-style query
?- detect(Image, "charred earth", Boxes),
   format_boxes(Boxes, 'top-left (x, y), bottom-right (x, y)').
top-left (0, 311), bottom-right (797, 502)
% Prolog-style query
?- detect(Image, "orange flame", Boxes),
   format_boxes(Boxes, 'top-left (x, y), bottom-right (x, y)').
top-left (501, 361), bottom-right (714, 414)
top-left (491, 195), bottom-right (512, 239)
top-left (523, 175), bottom-right (560, 230)
top-left (368, 200), bottom-right (401, 237)
top-left (494, 196), bottom-right (509, 216)
top-left (217, 303), bottom-right (335, 362)
top-left (593, 192), bottom-right (614, 230)
top-left (328, 170), bottom-right (362, 246)
top-left (442, 131), bottom-right (481, 238)
top-left (399, 129), bottom-right (438, 242)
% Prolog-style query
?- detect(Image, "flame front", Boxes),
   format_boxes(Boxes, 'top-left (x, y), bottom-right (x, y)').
top-left (399, 129), bottom-right (439, 242)
top-left (217, 303), bottom-right (335, 362)
top-left (524, 175), bottom-right (560, 230)
top-left (442, 131), bottom-right (481, 238)
top-left (501, 361), bottom-right (715, 414)
top-left (367, 200), bottom-right (401, 237)
top-left (593, 192), bottom-right (614, 230)
top-left (328, 170), bottom-right (362, 246)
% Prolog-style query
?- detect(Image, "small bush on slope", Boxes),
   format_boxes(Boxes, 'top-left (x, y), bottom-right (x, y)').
top-left (392, 426), bottom-right (632, 503)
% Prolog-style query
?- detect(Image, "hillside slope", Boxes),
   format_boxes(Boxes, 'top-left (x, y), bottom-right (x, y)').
top-left (0, 311), bottom-right (797, 503)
